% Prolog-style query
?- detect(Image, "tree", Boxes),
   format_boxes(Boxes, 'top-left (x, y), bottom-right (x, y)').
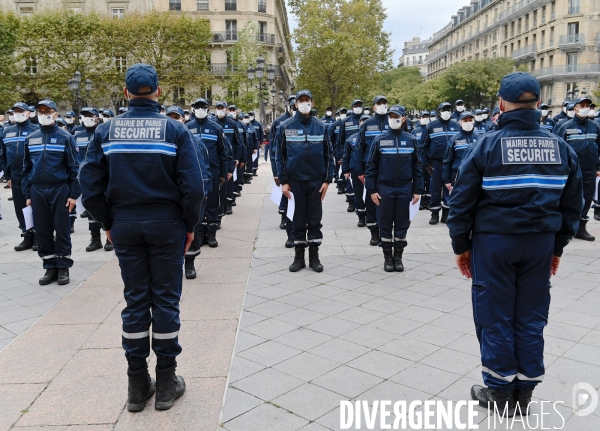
top-left (377, 67), bottom-right (424, 109)
top-left (288, 0), bottom-right (393, 111)
top-left (0, 11), bottom-right (19, 111)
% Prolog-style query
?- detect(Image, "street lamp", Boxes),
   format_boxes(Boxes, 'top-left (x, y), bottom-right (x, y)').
top-left (67, 71), bottom-right (92, 118)
top-left (247, 56), bottom-right (276, 124)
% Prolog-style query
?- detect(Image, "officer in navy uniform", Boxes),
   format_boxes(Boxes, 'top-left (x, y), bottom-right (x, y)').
top-left (186, 98), bottom-right (227, 247)
top-left (64, 110), bottom-right (77, 134)
top-left (553, 103), bottom-right (575, 132)
top-left (242, 112), bottom-right (259, 184)
top-left (118, 107), bottom-right (128, 115)
top-left (330, 107), bottom-right (347, 195)
top-left (338, 100), bottom-right (363, 211)
top-left (79, 64), bottom-right (205, 412)
top-left (552, 100), bottom-right (569, 123)
top-left (103, 109), bottom-right (115, 121)
top-left (443, 111), bottom-right (476, 192)
top-left (539, 103), bottom-right (555, 133)
top-left (0, 102), bottom-right (39, 251)
top-left (412, 111), bottom-right (431, 210)
top-left (215, 101), bottom-right (243, 215)
top-left (419, 101), bottom-right (460, 224)
top-left (227, 105), bottom-right (246, 197)
top-left (448, 72), bottom-right (583, 417)
top-left (553, 96), bottom-right (600, 241)
top-left (365, 106), bottom-right (423, 272)
top-left (481, 107), bottom-right (492, 128)
top-left (473, 109), bottom-right (486, 136)
top-left (450, 99), bottom-right (466, 121)
top-left (341, 114), bottom-right (369, 227)
top-left (320, 107), bottom-right (335, 124)
top-left (28, 106), bottom-right (38, 125)
top-left (276, 89), bottom-right (335, 272)
top-left (22, 100), bottom-right (80, 286)
top-left (248, 111), bottom-right (263, 176)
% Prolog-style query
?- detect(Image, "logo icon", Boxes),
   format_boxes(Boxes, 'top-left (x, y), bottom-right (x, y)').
top-left (572, 382), bottom-right (598, 417)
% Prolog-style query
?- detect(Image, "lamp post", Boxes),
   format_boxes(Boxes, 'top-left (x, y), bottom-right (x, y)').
top-left (67, 71), bottom-right (92, 118)
top-left (247, 55), bottom-right (276, 124)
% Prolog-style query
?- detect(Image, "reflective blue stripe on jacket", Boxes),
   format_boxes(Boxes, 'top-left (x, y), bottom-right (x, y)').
top-left (540, 117), bottom-right (555, 133)
top-left (553, 116), bottom-right (600, 172)
top-left (186, 117), bottom-right (228, 178)
top-left (356, 113), bottom-right (389, 176)
top-left (338, 114), bottom-right (361, 161)
top-left (442, 129), bottom-right (476, 184)
top-left (73, 126), bottom-right (96, 164)
top-left (216, 116), bottom-right (244, 162)
top-left (447, 109), bottom-right (583, 257)
top-left (270, 111), bottom-right (292, 176)
top-left (341, 132), bottom-right (361, 174)
top-left (0, 120), bottom-right (38, 178)
top-left (419, 118), bottom-right (460, 166)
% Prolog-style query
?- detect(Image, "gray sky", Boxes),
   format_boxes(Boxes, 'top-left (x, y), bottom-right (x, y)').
top-left (287, 0), bottom-right (469, 63)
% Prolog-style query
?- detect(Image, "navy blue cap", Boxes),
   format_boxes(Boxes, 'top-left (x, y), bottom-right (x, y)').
top-left (296, 89), bottom-right (313, 100)
top-left (117, 107), bottom-right (128, 114)
top-left (81, 107), bottom-right (99, 116)
top-left (455, 99), bottom-right (464, 105)
top-left (373, 95), bottom-right (387, 105)
top-left (351, 99), bottom-right (363, 107)
top-left (430, 110), bottom-right (437, 116)
top-left (459, 111), bottom-right (475, 121)
top-left (184, 109), bottom-right (190, 114)
top-left (125, 63), bottom-right (159, 96)
top-left (420, 111), bottom-right (430, 116)
top-left (104, 109), bottom-right (115, 117)
top-left (474, 109), bottom-right (483, 115)
top-left (561, 100), bottom-right (569, 107)
top-left (482, 107), bottom-right (491, 113)
top-left (438, 102), bottom-right (452, 111)
top-left (567, 103), bottom-right (575, 110)
top-left (228, 105), bottom-right (237, 110)
top-left (191, 98), bottom-right (209, 108)
top-left (539, 103), bottom-right (549, 109)
top-left (359, 114), bottom-right (370, 121)
top-left (287, 95), bottom-right (296, 102)
top-left (492, 106), bottom-right (501, 116)
top-left (56, 118), bottom-right (67, 126)
top-left (99, 108), bottom-right (106, 114)
top-left (574, 97), bottom-right (592, 106)
top-left (248, 111), bottom-right (255, 116)
top-left (7, 108), bottom-right (13, 113)
top-left (12, 102), bottom-right (30, 111)
top-left (36, 100), bottom-right (57, 111)
top-left (65, 110), bottom-right (76, 117)
top-left (166, 106), bottom-right (185, 118)
top-left (339, 107), bottom-right (347, 113)
top-left (388, 105), bottom-right (406, 116)
top-left (28, 105), bottom-right (36, 112)
top-left (215, 101), bottom-right (227, 108)
top-left (288, 98), bottom-right (296, 107)
top-left (242, 112), bottom-right (250, 118)
top-left (497, 72), bottom-right (540, 103)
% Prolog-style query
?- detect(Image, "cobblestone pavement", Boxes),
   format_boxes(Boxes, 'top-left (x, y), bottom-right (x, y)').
top-left (0, 184), bottom-right (114, 350)
top-left (219, 178), bottom-right (600, 431)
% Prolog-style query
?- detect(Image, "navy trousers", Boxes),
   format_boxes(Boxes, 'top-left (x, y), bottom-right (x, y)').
top-left (200, 167), bottom-right (220, 234)
top-left (11, 174), bottom-right (34, 238)
top-left (351, 173), bottom-right (366, 218)
top-left (186, 199), bottom-right (207, 257)
top-left (112, 218), bottom-right (186, 362)
top-left (365, 185), bottom-right (378, 233)
top-left (429, 159), bottom-right (449, 212)
top-left (471, 233), bottom-right (553, 392)
top-left (30, 184), bottom-right (73, 269)
top-left (289, 179), bottom-right (323, 247)
top-left (345, 175), bottom-right (355, 203)
top-left (376, 183), bottom-right (412, 251)
top-left (279, 195), bottom-right (293, 236)
top-left (581, 170), bottom-right (596, 220)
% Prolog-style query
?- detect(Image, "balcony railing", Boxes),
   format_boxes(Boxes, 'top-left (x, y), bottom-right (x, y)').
top-left (257, 33), bottom-right (276, 44)
top-left (559, 33), bottom-right (584, 50)
top-left (511, 44), bottom-right (537, 61)
top-left (532, 64), bottom-right (600, 79)
top-left (211, 32), bottom-right (276, 44)
top-left (210, 64), bottom-right (292, 90)
top-left (568, 6), bottom-right (581, 14)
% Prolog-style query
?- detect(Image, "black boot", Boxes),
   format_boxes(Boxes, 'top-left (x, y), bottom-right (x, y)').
top-left (429, 211), bottom-right (440, 225)
top-left (184, 257), bottom-right (196, 279)
top-left (86, 233), bottom-right (103, 252)
top-left (104, 239), bottom-right (114, 251)
top-left (370, 229), bottom-right (379, 246)
top-left (14, 236), bottom-right (34, 252)
top-left (471, 385), bottom-right (515, 417)
top-left (419, 198), bottom-right (425, 210)
top-left (394, 248), bottom-right (404, 272)
top-left (337, 185), bottom-right (345, 194)
top-left (357, 214), bottom-right (366, 227)
top-left (514, 386), bottom-right (534, 416)
top-left (279, 214), bottom-right (287, 229)
top-left (574, 219), bottom-right (595, 241)
top-left (155, 364), bottom-right (186, 411)
top-left (70, 223), bottom-right (75, 234)
top-left (57, 268), bottom-right (70, 285)
top-left (285, 235), bottom-right (294, 248)
top-left (440, 207), bottom-right (449, 224)
top-left (32, 235), bottom-right (38, 251)
top-left (80, 210), bottom-right (89, 218)
top-left (347, 201), bottom-right (355, 212)
top-left (198, 233), bottom-right (207, 247)
top-left (308, 246), bottom-right (324, 273)
top-left (225, 203), bottom-right (233, 215)
top-left (39, 269), bottom-right (58, 285)
top-left (289, 246), bottom-right (306, 272)
top-left (127, 365), bottom-right (156, 412)
top-left (383, 249), bottom-right (394, 272)
top-left (207, 233), bottom-right (218, 248)
top-left (595, 207), bottom-right (600, 221)
top-left (424, 195), bottom-right (431, 210)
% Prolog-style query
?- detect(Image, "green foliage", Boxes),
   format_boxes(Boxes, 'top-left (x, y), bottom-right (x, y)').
top-left (0, 11), bottom-right (20, 111)
top-left (289, 0), bottom-right (393, 111)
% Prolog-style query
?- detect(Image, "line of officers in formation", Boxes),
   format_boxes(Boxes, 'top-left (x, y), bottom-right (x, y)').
top-left (0, 97), bottom-right (266, 284)
top-left (267, 91), bottom-right (600, 272)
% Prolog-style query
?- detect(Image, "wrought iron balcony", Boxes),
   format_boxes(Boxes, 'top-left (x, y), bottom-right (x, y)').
top-left (511, 44), bottom-right (537, 62)
top-left (559, 33), bottom-right (584, 51)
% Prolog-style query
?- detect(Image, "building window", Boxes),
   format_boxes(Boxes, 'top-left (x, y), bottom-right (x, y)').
top-left (568, 0), bottom-right (580, 14)
top-left (19, 6), bottom-right (34, 14)
top-left (197, 0), bottom-right (209, 10)
top-left (169, 0), bottom-right (181, 11)
top-left (115, 56), bottom-right (127, 73)
top-left (567, 22), bottom-right (579, 35)
top-left (567, 53), bottom-right (578, 72)
top-left (112, 8), bottom-right (125, 19)
top-left (258, 0), bottom-right (266, 13)
top-left (565, 82), bottom-right (577, 98)
top-left (225, 0), bottom-right (236, 11)
top-left (226, 20), bottom-right (237, 40)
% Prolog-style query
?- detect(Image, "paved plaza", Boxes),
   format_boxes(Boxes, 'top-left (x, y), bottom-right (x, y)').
top-left (1, 161), bottom-right (600, 430)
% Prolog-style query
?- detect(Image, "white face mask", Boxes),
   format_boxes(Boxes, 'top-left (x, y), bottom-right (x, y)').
top-left (567, 110), bottom-right (575, 118)
top-left (38, 113), bottom-right (55, 126)
top-left (228, 112), bottom-right (237, 119)
top-left (216, 109), bottom-right (227, 119)
top-left (576, 108), bottom-right (590, 118)
top-left (298, 102), bottom-right (312, 114)
top-left (482, 114), bottom-right (488, 120)
top-left (14, 112), bottom-right (28, 123)
top-left (184, 114), bottom-right (190, 121)
top-left (65, 117), bottom-right (74, 124)
top-left (326, 110), bottom-right (332, 116)
top-left (456, 105), bottom-right (465, 112)
top-left (353, 107), bottom-right (363, 115)
top-left (420, 118), bottom-right (430, 126)
top-left (29, 112), bottom-right (36, 118)
top-left (249, 116), bottom-right (255, 121)
top-left (194, 108), bottom-right (208, 119)
top-left (243, 118), bottom-right (250, 124)
top-left (461, 121), bottom-right (474, 132)
top-left (339, 113), bottom-right (347, 120)
top-left (388, 116), bottom-right (404, 130)
top-left (82, 117), bottom-right (96, 128)
top-left (440, 111), bottom-right (452, 121)
top-left (364, 109), bottom-right (370, 115)
top-left (562, 107), bottom-right (567, 113)
top-left (374, 104), bottom-right (388, 115)
top-left (541, 110), bottom-right (549, 117)
top-left (8, 115), bottom-right (15, 123)
top-left (475, 115), bottom-right (483, 122)
top-left (589, 110), bottom-right (597, 118)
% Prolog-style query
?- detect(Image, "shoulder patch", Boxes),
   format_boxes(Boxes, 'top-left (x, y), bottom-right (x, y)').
top-left (501, 137), bottom-right (561, 165)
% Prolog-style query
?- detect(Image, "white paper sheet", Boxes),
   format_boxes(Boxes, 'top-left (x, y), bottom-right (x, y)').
top-left (409, 197), bottom-right (421, 221)
top-left (76, 195), bottom-right (86, 214)
top-left (338, 165), bottom-right (342, 178)
top-left (233, 168), bottom-right (238, 182)
top-left (595, 177), bottom-right (600, 201)
top-left (22, 206), bottom-right (34, 230)
top-left (286, 192), bottom-right (295, 221)
top-left (363, 185), bottom-right (367, 202)
top-left (252, 152), bottom-right (258, 162)
top-left (270, 181), bottom-right (282, 205)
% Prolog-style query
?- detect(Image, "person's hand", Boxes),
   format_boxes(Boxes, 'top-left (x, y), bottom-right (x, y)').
top-left (6, 180), bottom-right (11, 188)
top-left (445, 183), bottom-right (453, 192)
top-left (550, 255), bottom-right (561, 276)
top-left (319, 183), bottom-right (329, 201)
top-left (184, 232), bottom-right (194, 254)
top-left (426, 166), bottom-right (434, 175)
top-left (274, 177), bottom-right (280, 186)
top-left (358, 175), bottom-right (365, 184)
top-left (219, 177), bottom-right (226, 187)
top-left (344, 173), bottom-right (350, 179)
top-left (371, 193), bottom-right (381, 206)
top-left (26, 199), bottom-right (31, 206)
top-left (240, 163), bottom-right (245, 168)
top-left (412, 194), bottom-right (420, 205)
top-left (66, 198), bottom-right (76, 212)
top-left (455, 250), bottom-right (472, 279)
top-left (105, 230), bottom-right (112, 244)
top-left (227, 173), bottom-right (233, 180)
top-left (282, 184), bottom-right (291, 199)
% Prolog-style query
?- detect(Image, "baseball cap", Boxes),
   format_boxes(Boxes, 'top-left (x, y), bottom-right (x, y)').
top-left (459, 111), bottom-right (475, 121)
top-left (574, 97), bottom-right (592, 106)
top-left (215, 101), bottom-right (227, 108)
top-left (81, 107), bottom-right (99, 116)
top-left (65, 110), bottom-right (76, 117)
top-left (438, 102), bottom-right (452, 111)
top-left (296, 89), bottom-right (313, 100)
top-left (497, 72), bottom-right (540, 103)
top-left (191, 98), bottom-right (209, 108)
top-left (373, 95), bottom-right (387, 105)
top-left (12, 102), bottom-right (30, 111)
top-left (104, 109), bottom-right (115, 117)
top-left (166, 106), bottom-right (185, 118)
top-left (388, 105), bottom-right (406, 116)
top-left (125, 63), bottom-right (159, 96)
top-left (36, 100), bottom-right (58, 111)
top-left (455, 99), bottom-right (464, 105)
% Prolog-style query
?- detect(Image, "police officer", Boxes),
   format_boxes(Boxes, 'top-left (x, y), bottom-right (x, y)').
top-left (275, 89), bottom-right (335, 272)
top-left (64, 110), bottom-right (77, 134)
top-left (103, 109), bottom-right (115, 122)
top-left (450, 99), bottom-right (466, 121)
top-left (553, 102), bottom-right (575, 132)
top-left (187, 98), bottom-right (227, 247)
top-left (420, 101), bottom-right (460, 224)
top-left (413, 111), bottom-right (431, 210)
top-left (481, 107), bottom-right (492, 127)
top-left (321, 107), bottom-right (335, 124)
top-left (366, 105), bottom-right (423, 272)
top-left (249, 111), bottom-right (263, 176)
top-left (118, 107), bottom-right (128, 115)
top-left (215, 101), bottom-right (243, 215)
top-left (79, 64), bottom-right (205, 412)
top-left (341, 114), bottom-right (370, 227)
top-left (473, 109), bottom-right (486, 136)
top-left (552, 100), bottom-right (570, 123)
top-left (0, 102), bottom-right (39, 251)
top-left (486, 106), bottom-right (501, 132)
top-left (330, 107), bottom-right (349, 196)
top-left (338, 100), bottom-right (363, 208)
top-left (553, 96), bottom-right (600, 241)
top-left (443, 111), bottom-right (476, 192)
top-left (28, 106), bottom-right (38, 125)
top-left (357, 96), bottom-right (390, 246)
top-left (448, 72), bottom-right (583, 416)
top-left (228, 105), bottom-right (246, 197)
top-left (242, 112), bottom-right (259, 184)
top-left (539, 103), bottom-right (555, 132)
top-left (22, 100), bottom-right (80, 286)
top-left (56, 118), bottom-right (68, 131)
